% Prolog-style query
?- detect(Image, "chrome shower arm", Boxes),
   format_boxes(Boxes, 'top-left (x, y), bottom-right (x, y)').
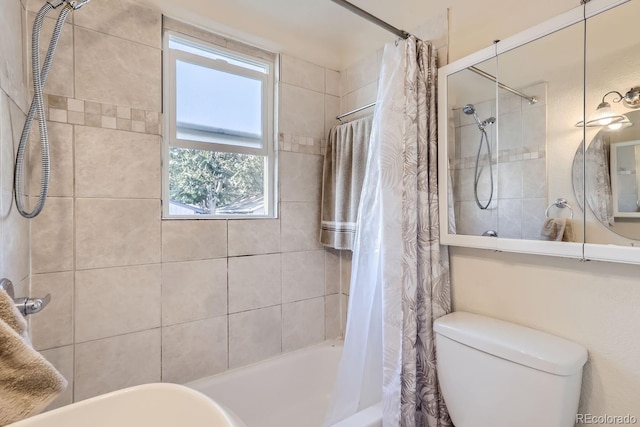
top-left (65, 0), bottom-right (92, 10)
top-left (48, 0), bottom-right (92, 10)
top-left (46, 0), bottom-right (66, 8)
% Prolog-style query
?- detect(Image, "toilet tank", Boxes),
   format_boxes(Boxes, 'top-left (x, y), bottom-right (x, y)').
top-left (434, 312), bottom-right (588, 427)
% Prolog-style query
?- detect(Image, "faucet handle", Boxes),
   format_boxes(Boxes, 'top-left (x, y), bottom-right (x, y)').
top-left (28, 294), bottom-right (51, 315)
top-left (14, 294), bottom-right (51, 316)
top-left (1, 278), bottom-right (52, 316)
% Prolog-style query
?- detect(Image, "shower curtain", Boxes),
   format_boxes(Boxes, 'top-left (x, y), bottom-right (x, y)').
top-left (586, 134), bottom-right (615, 226)
top-left (573, 136), bottom-right (615, 226)
top-left (325, 37), bottom-right (452, 427)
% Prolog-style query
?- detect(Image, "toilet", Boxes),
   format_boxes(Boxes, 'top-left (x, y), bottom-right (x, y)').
top-left (434, 312), bottom-right (588, 427)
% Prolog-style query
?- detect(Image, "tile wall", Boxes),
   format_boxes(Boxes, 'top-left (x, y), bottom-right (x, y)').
top-left (0, 0), bottom-right (30, 320)
top-left (13, 0), bottom-right (345, 408)
top-left (451, 84), bottom-right (548, 239)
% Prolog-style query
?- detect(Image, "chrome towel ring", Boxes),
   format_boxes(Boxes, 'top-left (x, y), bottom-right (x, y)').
top-left (545, 198), bottom-right (574, 219)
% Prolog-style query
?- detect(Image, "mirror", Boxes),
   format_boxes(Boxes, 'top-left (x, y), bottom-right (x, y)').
top-left (571, 0), bottom-right (640, 245)
top-left (445, 20), bottom-right (585, 243)
top-left (441, 0), bottom-right (640, 262)
top-left (447, 57), bottom-right (497, 237)
top-left (611, 140), bottom-right (640, 217)
top-left (495, 21), bottom-right (584, 242)
top-left (572, 110), bottom-right (640, 241)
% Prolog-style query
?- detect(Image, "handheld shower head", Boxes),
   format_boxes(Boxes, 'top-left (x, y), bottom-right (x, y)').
top-left (483, 117), bottom-right (496, 126)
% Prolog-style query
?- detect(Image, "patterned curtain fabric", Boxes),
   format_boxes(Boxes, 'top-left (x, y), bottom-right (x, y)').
top-left (324, 37), bottom-right (452, 427)
top-left (382, 37), bottom-right (452, 427)
top-left (573, 135), bottom-right (615, 226)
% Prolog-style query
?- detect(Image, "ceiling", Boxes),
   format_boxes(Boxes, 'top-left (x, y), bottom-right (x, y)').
top-left (146, 0), bottom-right (577, 70)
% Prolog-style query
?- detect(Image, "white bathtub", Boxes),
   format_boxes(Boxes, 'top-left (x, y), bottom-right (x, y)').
top-left (187, 340), bottom-right (382, 427)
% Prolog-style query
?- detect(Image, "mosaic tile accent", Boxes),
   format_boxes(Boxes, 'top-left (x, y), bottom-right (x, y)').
top-left (43, 94), bottom-right (162, 136)
top-left (452, 147), bottom-right (546, 170)
top-left (279, 132), bottom-right (326, 156)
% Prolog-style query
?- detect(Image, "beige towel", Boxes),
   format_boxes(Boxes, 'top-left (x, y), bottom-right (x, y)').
top-left (540, 218), bottom-right (575, 242)
top-left (0, 289), bottom-right (67, 426)
top-left (320, 116), bottom-right (372, 250)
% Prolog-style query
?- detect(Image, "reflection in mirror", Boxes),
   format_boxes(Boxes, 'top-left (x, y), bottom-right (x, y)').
top-left (611, 140), bottom-right (640, 218)
top-left (447, 57), bottom-right (497, 237)
top-left (446, 21), bottom-right (585, 242)
top-left (572, 111), bottom-right (640, 241)
top-left (576, 0), bottom-right (640, 245)
top-left (496, 21), bottom-right (584, 243)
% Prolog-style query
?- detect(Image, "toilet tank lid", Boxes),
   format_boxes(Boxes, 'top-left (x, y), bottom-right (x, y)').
top-left (434, 312), bottom-right (588, 376)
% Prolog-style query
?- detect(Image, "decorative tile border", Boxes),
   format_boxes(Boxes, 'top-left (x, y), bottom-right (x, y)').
top-left (279, 132), bottom-right (326, 156)
top-left (452, 147), bottom-right (546, 170)
top-left (43, 94), bottom-right (162, 136)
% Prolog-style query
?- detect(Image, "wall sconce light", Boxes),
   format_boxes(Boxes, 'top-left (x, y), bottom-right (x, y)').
top-left (604, 116), bottom-right (633, 131)
top-left (575, 87), bottom-right (640, 129)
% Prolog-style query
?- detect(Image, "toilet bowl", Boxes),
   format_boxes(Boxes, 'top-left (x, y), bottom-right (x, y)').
top-left (434, 312), bottom-right (588, 427)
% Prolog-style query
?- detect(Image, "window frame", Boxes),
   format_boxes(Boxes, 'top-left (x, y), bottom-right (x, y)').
top-left (162, 29), bottom-right (278, 219)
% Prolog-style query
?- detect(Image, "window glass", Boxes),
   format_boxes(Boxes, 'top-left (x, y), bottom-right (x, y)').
top-left (163, 30), bottom-right (276, 218)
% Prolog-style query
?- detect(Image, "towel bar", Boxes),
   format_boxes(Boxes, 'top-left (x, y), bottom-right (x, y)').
top-left (545, 198), bottom-right (574, 219)
top-left (0, 278), bottom-right (51, 316)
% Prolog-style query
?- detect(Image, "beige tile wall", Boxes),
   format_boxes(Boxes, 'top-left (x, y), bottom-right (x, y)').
top-left (14, 0), bottom-right (345, 410)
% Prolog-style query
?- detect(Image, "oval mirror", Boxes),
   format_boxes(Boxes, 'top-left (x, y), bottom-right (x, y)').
top-left (572, 110), bottom-right (640, 240)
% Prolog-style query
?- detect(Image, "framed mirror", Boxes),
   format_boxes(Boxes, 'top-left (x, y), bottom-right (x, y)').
top-left (439, 3), bottom-right (586, 258)
top-left (446, 57), bottom-right (498, 239)
top-left (440, 0), bottom-right (640, 263)
top-left (572, 110), bottom-right (640, 242)
top-left (572, 0), bottom-right (640, 262)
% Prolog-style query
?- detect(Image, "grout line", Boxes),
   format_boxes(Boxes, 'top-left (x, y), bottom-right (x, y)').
top-left (73, 22), bottom-right (162, 51)
top-left (226, 220), bottom-right (230, 370)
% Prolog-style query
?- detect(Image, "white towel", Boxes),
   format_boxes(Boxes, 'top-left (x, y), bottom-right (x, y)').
top-left (0, 289), bottom-right (67, 425)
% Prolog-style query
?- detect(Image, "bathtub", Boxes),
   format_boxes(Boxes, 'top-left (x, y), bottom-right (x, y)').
top-left (187, 340), bottom-right (382, 427)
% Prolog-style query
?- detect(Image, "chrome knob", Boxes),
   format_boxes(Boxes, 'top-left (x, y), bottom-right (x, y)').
top-left (14, 294), bottom-right (51, 316)
top-left (1, 278), bottom-right (52, 316)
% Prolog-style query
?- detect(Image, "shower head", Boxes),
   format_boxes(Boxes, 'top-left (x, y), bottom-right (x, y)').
top-left (462, 104), bottom-right (495, 130)
top-left (462, 103), bottom-right (484, 129)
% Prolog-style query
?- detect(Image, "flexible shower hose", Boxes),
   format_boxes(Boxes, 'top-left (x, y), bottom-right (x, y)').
top-left (14, 1), bottom-right (71, 218)
top-left (473, 127), bottom-right (494, 210)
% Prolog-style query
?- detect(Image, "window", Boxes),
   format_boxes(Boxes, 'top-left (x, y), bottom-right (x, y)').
top-left (163, 29), bottom-right (276, 218)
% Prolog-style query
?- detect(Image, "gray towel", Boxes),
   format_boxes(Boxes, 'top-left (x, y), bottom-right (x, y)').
top-left (540, 218), bottom-right (575, 242)
top-left (320, 116), bottom-right (372, 250)
top-left (0, 289), bottom-right (67, 425)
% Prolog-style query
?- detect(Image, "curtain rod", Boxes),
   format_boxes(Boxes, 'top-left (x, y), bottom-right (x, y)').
top-left (336, 102), bottom-right (377, 122)
top-left (329, 0), bottom-right (411, 40)
top-left (468, 66), bottom-right (538, 105)
top-left (330, 0), bottom-right (411, 122)
top-left (330, 0), bottom-right (538, 109)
